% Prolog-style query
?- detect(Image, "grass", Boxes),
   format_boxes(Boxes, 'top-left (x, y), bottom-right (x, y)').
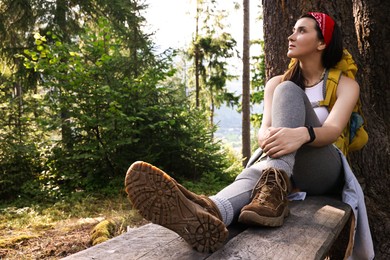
top-left (0, 176), bottom-right (235, 232)
top-left (0, 178), bottom-right (236, 258)
top-left (0, 192), bottom-right (146, 259)
top-left (0, 157), bottom-right (242, 259)
top-left (0, 193), bottom-right (130, 229)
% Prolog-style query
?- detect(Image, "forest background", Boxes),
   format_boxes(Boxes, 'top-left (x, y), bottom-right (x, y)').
top-left (0, 0), bottom-right (263, 258)
top-left (0, 0), bottom-right (389, 259)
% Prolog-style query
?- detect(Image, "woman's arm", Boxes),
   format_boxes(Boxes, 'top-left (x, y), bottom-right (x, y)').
top-left (259, 75), bottom-right (359, 158)
top-left (308, 75), bottom-right (360, 147)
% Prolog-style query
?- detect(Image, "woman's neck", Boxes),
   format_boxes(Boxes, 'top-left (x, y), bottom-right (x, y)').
top-left (299, 61), bottom-right (326, 87)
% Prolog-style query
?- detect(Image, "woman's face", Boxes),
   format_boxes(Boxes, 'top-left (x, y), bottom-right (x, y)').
top-left (287, 17), bottom-right (324, 59)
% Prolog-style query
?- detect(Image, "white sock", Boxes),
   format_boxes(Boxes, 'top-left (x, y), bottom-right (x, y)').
top-left (209, 196), bottom-right (234, 226)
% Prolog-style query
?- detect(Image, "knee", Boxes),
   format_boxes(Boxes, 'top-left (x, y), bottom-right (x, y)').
top-left (235, 167), bottom-right (261, 182)
top-left (275, 80), bottom-right (302, 94)
top-left (274, 81), bottom-right (304, 100)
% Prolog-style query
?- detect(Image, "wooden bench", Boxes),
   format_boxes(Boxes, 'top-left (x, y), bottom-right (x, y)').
top-left (63, 196), bottom-right (351, 260)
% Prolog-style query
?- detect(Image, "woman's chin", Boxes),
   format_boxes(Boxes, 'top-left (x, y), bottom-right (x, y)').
top-left (287, 51), bottom-right (295, 58)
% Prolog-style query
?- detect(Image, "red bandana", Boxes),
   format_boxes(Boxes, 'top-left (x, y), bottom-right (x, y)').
top-left (308, 12), bottom-right (335, 47)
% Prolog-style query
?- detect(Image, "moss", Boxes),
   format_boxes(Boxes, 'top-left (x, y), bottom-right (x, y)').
top-left (92, 236), bottom-right (110, 245)
top-left (89, 213), bottom-right (144, 246)
top-left (0, 234), bottom-right (38, 248)
top-left (90, 220), bottom-right (116, 246)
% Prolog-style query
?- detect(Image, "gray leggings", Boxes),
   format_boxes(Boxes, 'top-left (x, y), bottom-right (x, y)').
top-left (210, 81), bottom-right (343, 225)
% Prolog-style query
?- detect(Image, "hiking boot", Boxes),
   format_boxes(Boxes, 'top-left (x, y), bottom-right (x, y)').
top-left (238, 168), bottom-right (291, 227)
top-left (175, 183), bottom-right (223, 221)
top-left (125, 161), bottom-right (228, 253)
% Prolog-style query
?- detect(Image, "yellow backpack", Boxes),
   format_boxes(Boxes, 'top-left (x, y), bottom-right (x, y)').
top-left (319, 49), bottom-right (368, 156)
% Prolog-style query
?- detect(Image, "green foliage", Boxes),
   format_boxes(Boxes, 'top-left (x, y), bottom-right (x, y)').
top-left (181, 144), bottom-right (243, 195)
top-left (250, 39), bottom-right (266, 128)
top-left (186, 0), bottom-right (239, 122)
top-left (197, 33), bottom-right (239, 108)
top-left (0, 141), bottom-right (42, 201)
top-left (0, 1), bottom-right (248, 204)
top-left (0, 16), bottom-right (241, 201)
top-left (0, 72), bottom-right (45, 201)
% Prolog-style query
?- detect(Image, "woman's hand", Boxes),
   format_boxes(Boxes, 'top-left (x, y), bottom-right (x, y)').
top-left (260, 127), bottom-right (308, 158)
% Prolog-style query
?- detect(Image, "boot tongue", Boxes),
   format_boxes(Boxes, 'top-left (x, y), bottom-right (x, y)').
top-left (267, 170), bottom-right (287, 191)
top-left (255, 183), bottom-right (274, 203)
top-left (262, 172), bottom-right (278, 190)
top-left (254, 171), bottom-right (284, 202)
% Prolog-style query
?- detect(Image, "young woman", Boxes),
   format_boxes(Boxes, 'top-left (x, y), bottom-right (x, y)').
top-left (125, 12), bottom-right (374, 258)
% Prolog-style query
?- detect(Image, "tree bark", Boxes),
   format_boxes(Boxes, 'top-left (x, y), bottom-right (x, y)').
top-left (351, 1), bottom-right (390, 258)
top-left (195, 1), bottom-right (201, 108)
top-left (55, 0), bottom-right (73, 150)
top-left (262, 0), bottom-right (357, 79)
top-left (242, 0), bottom-right (251, 166)
top-left (262, 0), bottom-right (390, 257)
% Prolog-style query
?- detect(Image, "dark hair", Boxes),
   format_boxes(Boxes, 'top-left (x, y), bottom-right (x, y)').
top-left (282, 14), bottom-right (343, 88)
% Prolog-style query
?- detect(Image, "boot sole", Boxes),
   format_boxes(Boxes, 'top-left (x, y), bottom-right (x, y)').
top-left (125, 161), bottom-right (228, 253)
top-left (238, 206), bottom-right (289, 227)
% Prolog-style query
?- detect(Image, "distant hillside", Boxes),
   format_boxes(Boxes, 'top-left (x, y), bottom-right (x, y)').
top-left (215, 105), bottom-right (242, 129)
top-left (214, 104), bottom-right (263, 151)
top-left (214, 79), bottom-right (263, 151)
top-left (214, 105), bottom-right (242, 150)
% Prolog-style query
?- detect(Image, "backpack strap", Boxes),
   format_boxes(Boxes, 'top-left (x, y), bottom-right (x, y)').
top-left (319, 64), bottom-right (368, 155)
top-left (319, 49), bottom-right (358, 110)
top-left (319, 68), bottom-right (342, 111)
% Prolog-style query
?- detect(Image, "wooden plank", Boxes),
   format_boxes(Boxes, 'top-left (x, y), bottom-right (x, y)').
top-left (63, 222), bottom-right (246, 260)
top-left (63, 196), bottom-right (350, 260)
top-left (62, 223), bottom-right (195, 260)
top-left (208, 196), bottom-right (351, 260)
top-left (137, 224), bottom-right (246, 260)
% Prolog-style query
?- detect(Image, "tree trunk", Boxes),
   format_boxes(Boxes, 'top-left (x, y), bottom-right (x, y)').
top-left (55, 0), bottom-right (73, 150)
top-left (351, 1), bottom-right (390, 258)
top-left (242, 0), bottom-right (251, 166)
top-left (262, 0), bottom-right (356, 78)
top-left (262, 0), bottom-right (390, 257)
top-left (195, 1), bottom-right (201, 108)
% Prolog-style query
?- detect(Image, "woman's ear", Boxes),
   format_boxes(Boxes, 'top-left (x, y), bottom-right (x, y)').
top-left (317, 41), bottom-right (326, 51)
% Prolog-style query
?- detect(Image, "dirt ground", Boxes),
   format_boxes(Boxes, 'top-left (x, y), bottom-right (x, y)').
top-left (1, 218), bottom-right (99, 259)
top-left (0, 217), bottom-right (148, 260)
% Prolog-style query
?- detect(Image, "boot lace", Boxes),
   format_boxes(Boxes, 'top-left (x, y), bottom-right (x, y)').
top-left (251, 168), bottom-right (288, 203)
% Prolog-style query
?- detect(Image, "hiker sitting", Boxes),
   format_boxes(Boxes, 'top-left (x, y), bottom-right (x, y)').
top-left (125, 12), bottom-right (374, 259)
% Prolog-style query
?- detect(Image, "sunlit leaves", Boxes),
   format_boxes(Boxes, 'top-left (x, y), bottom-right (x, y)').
top-left (1, 1), bottom-right (240, 201)
top-left (249, 40), bottom-right (265, 128)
